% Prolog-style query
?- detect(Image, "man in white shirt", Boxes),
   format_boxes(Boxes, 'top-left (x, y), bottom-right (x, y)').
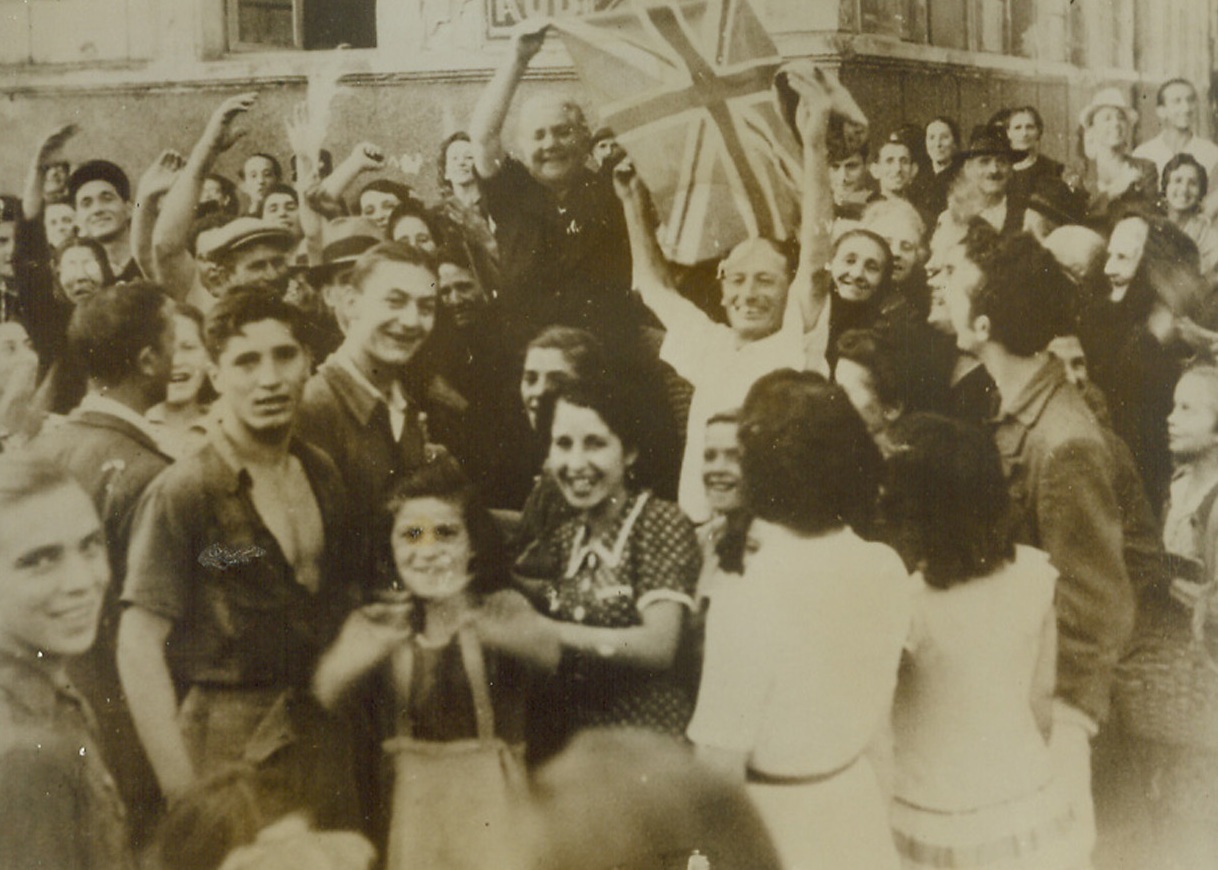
top-left (1132, 78), bottom-right (1218, 188)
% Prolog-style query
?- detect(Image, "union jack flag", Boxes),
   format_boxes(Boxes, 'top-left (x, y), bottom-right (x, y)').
top-left (552, 0), bottom-right (801, 265)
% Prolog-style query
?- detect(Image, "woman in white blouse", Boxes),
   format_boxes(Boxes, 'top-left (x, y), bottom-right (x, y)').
top-left (687, 369), bottom-right (911, 870)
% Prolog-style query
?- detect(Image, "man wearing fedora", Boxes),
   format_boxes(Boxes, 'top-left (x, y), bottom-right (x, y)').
top-left (1023, 173), bottom-right (1087, 242)
top-left (953, 125), bottom-right (1027, 236)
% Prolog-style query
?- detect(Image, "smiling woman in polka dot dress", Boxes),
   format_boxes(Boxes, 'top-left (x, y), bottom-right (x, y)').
top-left (511, 378), bottom-right (701, 762)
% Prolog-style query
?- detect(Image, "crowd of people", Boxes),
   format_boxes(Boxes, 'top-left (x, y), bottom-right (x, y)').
top-left (3, 19), bottom-right (1218, 870)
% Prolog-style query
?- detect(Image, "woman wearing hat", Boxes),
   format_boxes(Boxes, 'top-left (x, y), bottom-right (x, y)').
top-left (1074, 86), bottom-right (1158, 226)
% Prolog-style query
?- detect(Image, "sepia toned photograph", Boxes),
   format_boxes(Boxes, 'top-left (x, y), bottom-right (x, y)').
top-left (1, 0), bottom-right (1217, 867)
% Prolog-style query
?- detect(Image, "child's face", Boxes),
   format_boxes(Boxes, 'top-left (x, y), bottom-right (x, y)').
top-left (391, 496), bottom-right (473, 601)
top-left (702, 421), bottom-right (742, 514)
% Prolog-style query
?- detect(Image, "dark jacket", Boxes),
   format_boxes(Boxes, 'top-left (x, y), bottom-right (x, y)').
top-left (993, 357), bottom-right (1136, 724)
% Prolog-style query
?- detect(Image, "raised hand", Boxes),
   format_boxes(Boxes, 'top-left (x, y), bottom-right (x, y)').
top-left (204, 91), bottom-right (258, 155)
top-left (36, 123), bottom-right (79, 165)
top-left (136, 150), bottom-right (186, 202)
top-left (284, 101), bottom-right (311, 158)
top-left (514, 21), bottom-right (549, 64)
top-left (349, 141), bottom-right (386, 173)
top-left (611, 156), bottom-right (642, 200)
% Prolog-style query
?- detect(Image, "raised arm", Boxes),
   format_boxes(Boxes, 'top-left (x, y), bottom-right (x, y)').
top-left (153, 93), bottom-right (257, 297)
top-left (21, 124), bottom-right (78, 221)
top-left (307, 142), bottom-right (386, 220)
top-left (284, 102), bottom-right (326, 265)
top-left (784, 66), bottom-right (868, 331)
top-left (131, 150), bottom-right (185, 285)
top-left (469, 23), bottom-right (548, 179)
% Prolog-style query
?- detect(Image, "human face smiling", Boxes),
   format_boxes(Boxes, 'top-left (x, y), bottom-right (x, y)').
top-left (345, 260), bottom-right (437, 371)
top-left (390, 215), bottom-right (437, 254)
top-left (1159, 82), bottom-right (1198, 133)
top-left (1105, 217), bottom-right (1149, 297)
top-left (1164, 164), bottom-right (1203, 215)
top-left (964, 154), bottom-right (1011, 199)
top-left (719, 240), bottom-right (791, 342)
top-left (938, 243), bottom-right (987, 352)
top-left (360, 190), bottom-right (402, 234)
top-left (702, 420), bottom-right (742, 515)
top-left (1007, 111), bottom-right (1041, 154)
top-left (74, 179), bottom-right (129, 243)
top-left (871, 143), bottom-right (918, 198)
top-left (226, 242), bottom-right (290, 296)
top-left (548, 399), bottom-right (635, 515)
top-left (57, 244), bottom-right (106, 305)
top-left (1089, 106), bottom-right (1129, 151)
top-left (867, 212), bottom-right (923, 284)
top-left (166, 314), bottom-right (209, 408)
top-left (262, 192), bottom-right (300, 235)
top-left (210, 318), bottom-right (309, 441)
top-left (392, 496), bottom-right (474, 603)
top-left (521, 347), bottom-right (577, 431)
top-left (925, 121), bottom-right (957, 169)
top-left (0, 483), bottom-right (109, 660)
top-left (517, 99), bottom-right (590, 189)
top-left (830, 233), bottom-right (888, 303)
top-left (44, 203), bottom-right (76, 249)
top-left (444, 139), bottom-right (477, 188)
top-left (1168, 371), bottom-right (1218, 462)
top-left (438, 262), bottom-right (487, 329)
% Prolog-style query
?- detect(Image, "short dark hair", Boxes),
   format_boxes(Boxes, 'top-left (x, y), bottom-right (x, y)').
top-left (968, 231), bottom-right (1074, 356)
top-left (387, 199), bottom-right (442, 245)
top-left (385, 454), bottom-right (508, 598)
top-left (1162, 152), bottom-right (1209, 200)
top-left (835, 328), bottom-right (905, 410)
top-left (203, 173), bottom-right (240, 217)
top-left (524, 326), bottom-right (607, 387)
top-left (256, 183), bottom-right (298, 217)
top-left (1157, 77), bottom-right (1196, 107)
top-left (0, 195), bottom-right (17, 223)
top-left (883, 413), bottom-right (1014, 589)
top-left (68, 159), bottom-right (131, 204)
top-left (348, 240), bottom-right (438, 294)
top-left (54, 236), bottom-right (116, 287)
top-left (1007, 105), bottom-right (1044, 133)
top-left (68, 281), bottom-right (171, 386)
top-left (542, 378), bottom-right (643, 457)
top-left (240, 153), bottom-right (282, 180)
top-left (438, 131), bottom-right (473, 190)
top-left (203, 290), bottom-right (309, 362)
top-left (358, 179), bottom-right (413, 211)
top-left (739, 369), bottom-right (883, 535)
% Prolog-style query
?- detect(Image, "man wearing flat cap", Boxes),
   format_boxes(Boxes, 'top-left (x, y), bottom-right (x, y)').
top-left (196, 216), bottom-right (296, 299)
top-left (69, 159), bottom-right (142, 283)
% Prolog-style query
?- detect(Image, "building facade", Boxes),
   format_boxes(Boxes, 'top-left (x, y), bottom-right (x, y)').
top-left (0, 0), bottom-right (1213, 201)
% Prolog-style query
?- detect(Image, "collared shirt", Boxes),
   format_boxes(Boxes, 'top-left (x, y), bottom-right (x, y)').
top-left (992, 356), bottom-right (1134, 723)
top-left (77, 393), bottom-right (165, 451)
top-left (0, 644), bottom-right (135, 869)
top-left (1133, 131), bottom-right (1218, 182)
top-left (122, 430), bottom-right (354, 688)
top-left (331, 346), bottom-right (410, 442)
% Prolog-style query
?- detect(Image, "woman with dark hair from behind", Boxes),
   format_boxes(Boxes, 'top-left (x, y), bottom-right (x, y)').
top-left (883, 413), bottom-right (1087, 869)
top-left (687, 369), bottom-right (911, 869)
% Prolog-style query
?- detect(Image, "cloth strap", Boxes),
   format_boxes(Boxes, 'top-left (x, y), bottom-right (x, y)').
top-left (456, 625), bottom-right (496, 741)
